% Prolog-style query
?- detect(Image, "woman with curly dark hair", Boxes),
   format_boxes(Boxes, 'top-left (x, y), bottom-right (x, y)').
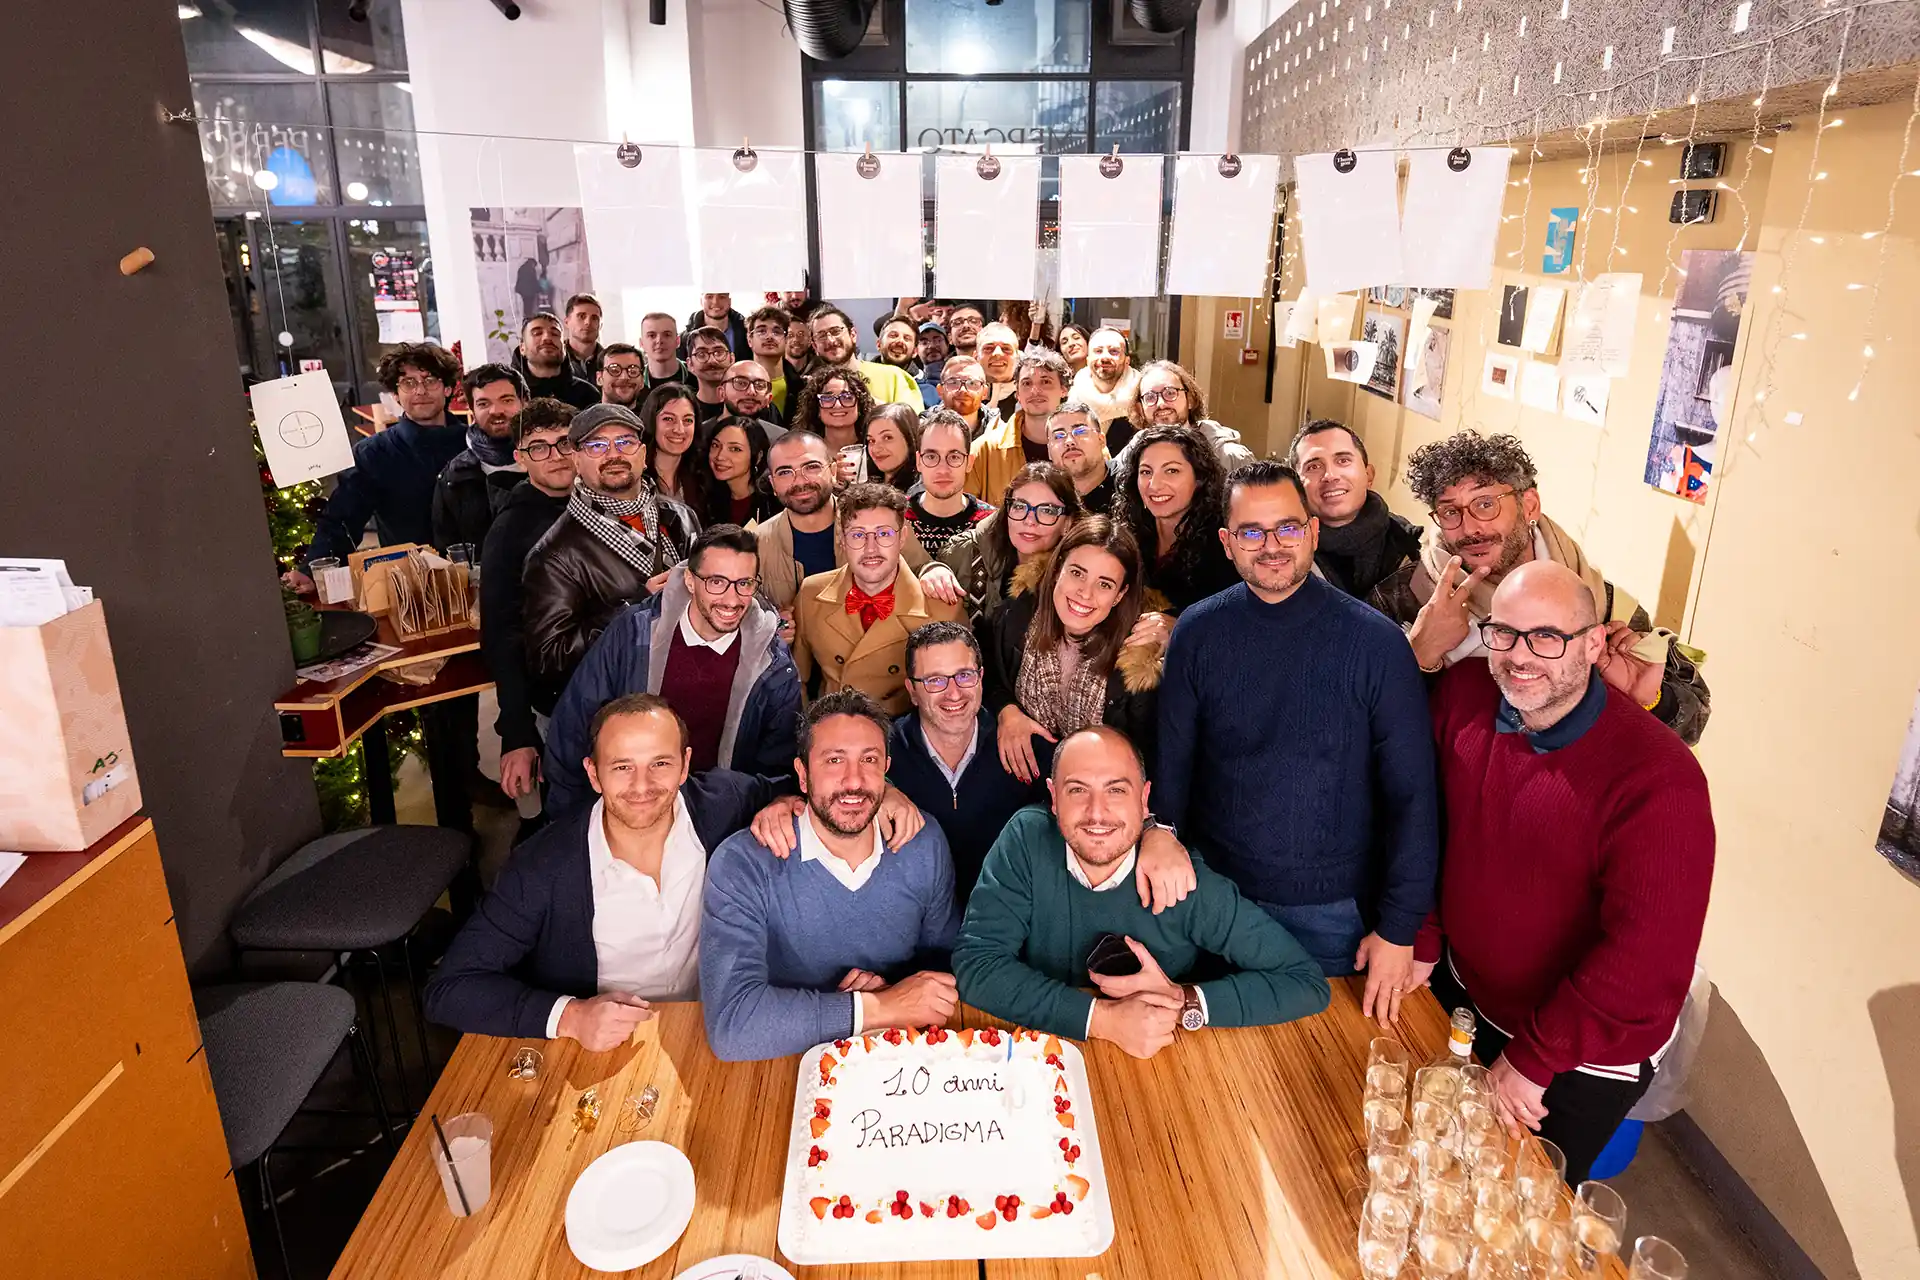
top-left (935, 461), bottom-right (1083, 627)
top-left (789, 366), bottom-right (874, 458)
top-left (638, 382), bottom-right (706, 512)
top-left (700, 414), bottom-right (778, 526)
top-left (1116, 424), bottom-right (1239, 615)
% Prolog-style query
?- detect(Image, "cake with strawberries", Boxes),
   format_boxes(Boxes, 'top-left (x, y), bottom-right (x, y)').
top-left (777, 1026), bottom-right (1112, 1263)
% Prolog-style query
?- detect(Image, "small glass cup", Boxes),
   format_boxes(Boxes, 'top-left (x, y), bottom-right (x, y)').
top-left (1472, 1181), bottom-right (1522, 1254)
top-left (1417, 1217), bottom-right (1474, 1279)
top-left (1359, 1188), bottom-right (1415, 1280)
top-left (1467, 1138), bottom-right (1516, 1187)
top-left (431, 1112), bottom-right (493, 1217)
top-left (1521, 1200), bottom-right (1574, 1278)
top-left (506, 1046), bottom-right (542, 1080)
top-left (615, 1084), bottom-right (660, 1135)
top-left (1572, 1181), bottom-right (1628, 1273)
top-left (445, 542), bottom-right (477, 565)
top-left (1515, 1137), bottom-right (1568, 1212)
top-left (1628, 1235), bottom-right (1688, 1280)
top-left (1416, 1064), bottom-right (1465, 1110)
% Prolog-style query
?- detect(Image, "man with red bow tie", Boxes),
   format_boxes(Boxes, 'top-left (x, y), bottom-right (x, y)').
top-left (791, 483), bottom-right (964, 714)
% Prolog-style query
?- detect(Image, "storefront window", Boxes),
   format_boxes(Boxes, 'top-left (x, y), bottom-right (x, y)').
top-left (180, 0), bottom-right (317, 75)
top-left (1094, 81), bottom-right (1182, 154)
top-left (328, 83), bottom-right (423, 204)
top-left (905, 0), bottom-right (1092, 75)
top-left (906, 81), bottom-right (1089, 154)
top-left (195, 82), bottom-right (334, 207)
top-left (813, 80), bottom-right (902, 152)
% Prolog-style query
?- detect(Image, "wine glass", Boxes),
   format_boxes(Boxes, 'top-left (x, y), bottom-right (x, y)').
top-left (1467, 1245), bottom-right (1521, 1280)
top-left (1358, 1188), bottom-right (1415, 1280)
top-left (1411, 1099), bottom-right (1460, 1148)
top-left (1572, 1181), bottom-right (1627, 1274)
top-left (1628, 1235), bottom-right (1688, 1280)
top-left (1515, 1138), bottom-right (1567, 1213)
top-left (1416, 1064), bottom-right (1465, 1110)
top-left (1521, 1200), bottom-right (1574, 1279)
top-left (1417, 1217), bottom-right (1474, 1278)
top-left (1459, 1064), bottom-right (1494, 1106)
top-left (1369, 1123), bottom-right (1416, 1194)
top-left (1472, 1180), bottom-right (1521, 1254)
top-left (1467, 1138), bottom-right (1516, 1188)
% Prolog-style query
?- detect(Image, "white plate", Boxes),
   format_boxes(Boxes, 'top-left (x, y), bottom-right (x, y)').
top-left (671, 1255), bottom-right (796, 1280)
top-left (565, 1141), bottom-right (696, 1273)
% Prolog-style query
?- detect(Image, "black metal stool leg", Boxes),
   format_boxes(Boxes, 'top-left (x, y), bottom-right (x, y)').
top-left (367, 947), bottom-right (414, 1114)
top-left (402, 935), bottom-right (435, 1083)
top-left (258, 1148), bottom-right (294, 1280)
top-left (346, 1021), bottom-right (396, 1152)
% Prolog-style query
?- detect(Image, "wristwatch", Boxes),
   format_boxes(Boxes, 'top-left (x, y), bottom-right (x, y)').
top-left (1179, 985), bottom-right (1207, 1032)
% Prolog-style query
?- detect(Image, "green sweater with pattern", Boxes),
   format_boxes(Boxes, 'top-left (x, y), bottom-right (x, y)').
top-left (953, 806), bottom-right (1331, 1040)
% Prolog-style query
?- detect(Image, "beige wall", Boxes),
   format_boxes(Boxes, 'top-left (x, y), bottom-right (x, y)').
top-left (1187, 99), bottom-right (1920, 1277)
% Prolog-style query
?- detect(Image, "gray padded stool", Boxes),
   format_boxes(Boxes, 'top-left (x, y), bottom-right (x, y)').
top-left (198, 982), bottom-right (391, 1280)
top-left (230, 825), bottom-right (472, 1111)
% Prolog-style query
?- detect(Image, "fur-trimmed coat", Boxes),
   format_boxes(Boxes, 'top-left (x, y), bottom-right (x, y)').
top-left (979, 554), bottom-right (1169, 775)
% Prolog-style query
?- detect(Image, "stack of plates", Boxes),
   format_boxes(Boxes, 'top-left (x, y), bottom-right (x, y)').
top-left (564, 1142), bottom-right (697, 1272)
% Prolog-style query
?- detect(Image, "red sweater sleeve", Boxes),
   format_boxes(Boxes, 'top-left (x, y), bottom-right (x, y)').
top-left (1415, 670), bottom-right (1466, 965)
top-left (1502, 760), bottom-right (1715, 1087)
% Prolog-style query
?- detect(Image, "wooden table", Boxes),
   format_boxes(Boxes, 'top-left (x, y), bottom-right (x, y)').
top-left (334, 987), bottom-right (1623, 1279)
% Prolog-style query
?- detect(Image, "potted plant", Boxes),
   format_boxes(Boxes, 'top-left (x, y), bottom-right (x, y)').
top-left (285, 588), bottom-right (323, 664)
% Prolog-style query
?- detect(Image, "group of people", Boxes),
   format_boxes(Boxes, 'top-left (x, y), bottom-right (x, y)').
top-left (288, 290), bottom-right (1716, 1190)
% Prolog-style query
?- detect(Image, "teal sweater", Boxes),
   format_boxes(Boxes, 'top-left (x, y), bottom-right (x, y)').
top-left (953, 807), bottom-right (1331, 1039)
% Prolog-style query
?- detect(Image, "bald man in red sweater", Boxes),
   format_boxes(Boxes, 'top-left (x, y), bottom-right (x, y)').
top-left (1414, 561), bottom-right (1714, 1185)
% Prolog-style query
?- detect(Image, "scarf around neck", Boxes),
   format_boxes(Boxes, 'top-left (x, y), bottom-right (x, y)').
top-left (465, 424), bottom-right (519, 469)
top-left (1313, 491), bottom-right (1400, 595)
top-left (566, 481), bottom-right (684, 579)
top-left (1017, 634), bottom-right (1108, 740)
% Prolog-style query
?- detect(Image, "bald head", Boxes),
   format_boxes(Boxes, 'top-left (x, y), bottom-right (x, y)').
top-left (1052, 726), bottom-right (1147, 787)
top-left (1049, 726), bottom-right (1150, 876)
top-left (1485, 560), bottom-right (1606, 729)
top-left (1489, 560), bottom-right (1599, 633)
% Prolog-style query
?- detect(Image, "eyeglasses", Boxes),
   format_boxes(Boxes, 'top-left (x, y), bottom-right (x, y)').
top-left (908, 668), bottom-right (982, 692)
top-left (771, 460), bottom-right (829, 482)
top-left (814, 324), bottom-right (851, 340)
top-left (816, 391), bottom-right (858, 408)
top-left (1230, 521), bottom-right (1311, 548)
top-left (1006, 498), bottom-right (1068, 525)
top-left (517, 440), bottom-right (576, 460)
top-left (697, 573), bottom-right (761, 597)
top-left (396, 376), bottom-right (445, 392)
top-left (577, 436), bottom-right (642, 458)
top-left (919, 449), bottom-right (969, 468)
top-left (1048, 424), bottom-right (1097, 443)
top-left (603, 364), bottom-right (643, 379)
top-left (1478, 621), bottom-right (1602, 658)
top-left (689, 347), bottom-right (732, 362)
top-left (725, 376), bottom-right (772, 392)
top-left (1431, 488), bottom-right (1518, 529)
top-left (941, 377), bottom-right (986, 392)
top-left (1138, 387), bottom-right (1185, 405)
top-left (844, 526), bottom-right (900, 547)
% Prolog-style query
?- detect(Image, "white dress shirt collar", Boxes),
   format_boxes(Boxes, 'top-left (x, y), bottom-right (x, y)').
top-left (679, 607), bottom-right (741, 654)
top-left (1066, 845), bottom-right (1136, 892)
top-left (798, 808), bottom-right (885, 893)
top-left (920, 718), bottom-right (980, 792)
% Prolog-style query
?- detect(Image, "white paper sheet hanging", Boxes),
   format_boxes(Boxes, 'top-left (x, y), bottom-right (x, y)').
top-left (1399, 147), bottom-right (1513, 289)
top-left (934, 154), bottom-right (1041, 300)
top-left (1283, 291), bottom-right (1318, 343)
top-left (1519, 361), bottom-right (1561, 410)
top-left (575, 144), bottom-right (695, 291)
top-left (251, 371), bottom-right (356, 487)
top-left (815, 152), bottom-right (924, 299)
top-left (691, 149), bottom-right (808, 294)
top-left (1293, 151), bottom-right (1404, 295)
top-left (1561, 273), bottom-right (1643, 377)
top-left (1406, 295), bottom-right (1441, 369)
top-left (1058, 155), bottom-right (1164, 298)
top-left (1165, 154), bottom-right (1279, 297)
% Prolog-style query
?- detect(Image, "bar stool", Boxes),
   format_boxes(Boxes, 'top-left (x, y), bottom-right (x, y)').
top-left (229, 825), bottom-right (472, 1112)
top-left (197, 982), bottom-right (393, 1280)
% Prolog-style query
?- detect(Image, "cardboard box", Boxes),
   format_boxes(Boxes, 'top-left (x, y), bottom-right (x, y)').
top-left (0, 601), bottom-right (142, 850)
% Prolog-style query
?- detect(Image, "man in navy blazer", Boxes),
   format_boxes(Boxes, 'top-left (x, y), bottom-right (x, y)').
top-left (425, 693), bottom-right (774, 1045)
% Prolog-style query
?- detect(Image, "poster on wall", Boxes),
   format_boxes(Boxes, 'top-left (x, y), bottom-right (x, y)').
top-left (1405, 325), bottom-right (1450, 420)
top-left (1496, 285), bottom-right (1529, 347)
top-left (1644, 249), bottom-right (1753, 504)
top-left (370, 248), bottom-right (424, 343)
top-left (1360, 307), bottom-right (1406, 399)
top-left (1413, 287), bottom-right (1455, 320)
top-left (1880, 682), bottom-right (1920, 878)
top-left (1542, 207), bottom-right (1580, 275)
top-left (470, 207), bottom-right (595, 364)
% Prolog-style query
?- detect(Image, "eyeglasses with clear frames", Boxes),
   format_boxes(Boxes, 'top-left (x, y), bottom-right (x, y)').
top-left (576, 436), bottom-right (642, 458)
top-left (697, 574), bottom-right (761, 597)
top-left (1477, 621), bottom-right (1601, 659)
top-left (772, 459), bottom-right (829, 482)
top-left (940, 377), bottom-right (986, 392)
top-left (1431, 488), bottom-right (1518, 529)
top-left (1048, 424), bottom-right (1097, 443)
top-left (843, 526), bottom-right (900, 547)
top-left (396, 376), bottom-right (445, 392)
top-left (908, 668), bottom-right (982, 692)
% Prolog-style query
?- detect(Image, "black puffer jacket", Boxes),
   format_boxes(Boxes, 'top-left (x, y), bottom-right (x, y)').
top-left (431, 450), bottom-right (524, 552)
top-left (520, 496), bottom-right (700, 692)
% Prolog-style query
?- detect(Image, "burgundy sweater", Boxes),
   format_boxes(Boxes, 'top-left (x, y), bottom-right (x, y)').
top-left (659, 626), bottom-right (745, 773)
top-left (1417, 660), bottom-right (1714, 1087)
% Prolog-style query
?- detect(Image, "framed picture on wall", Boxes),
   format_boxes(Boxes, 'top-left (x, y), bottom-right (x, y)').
top-left (1361, 307), bottom-right (1406, 399)
top-left (1496, 285), bottom-right (1529, 347)
top-left (1405, 325), bottom-right (1449, 420)
top-left (1880, 680), bottom-right (1920, 879)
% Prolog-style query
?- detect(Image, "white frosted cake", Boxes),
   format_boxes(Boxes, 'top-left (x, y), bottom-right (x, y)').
top-left (778, 1026), bottom-right (1111, 1262)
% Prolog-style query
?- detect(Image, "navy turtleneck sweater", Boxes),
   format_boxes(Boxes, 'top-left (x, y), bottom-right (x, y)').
top-left (1154, 575), bottom-right (1439, 944)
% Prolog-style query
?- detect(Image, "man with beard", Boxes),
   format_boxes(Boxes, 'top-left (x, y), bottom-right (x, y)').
top-left (432, 363), bottom-right (528, 551)
top-left (1116, 359), bottom-right (1253, 468)
top-left (522, 405), bottom-right (699, 698)
top-left (1288, 419), bottom-right (1421, 600)
top-left (975, 321), bottom-right (1022, 420)
top-left (684, 292), bottom-right (751, 359)
top-left (720, 360), bottom-right (787, 445)
top-left (915, 320), bottom-right (950, 372)
top-left (639, 311), bottom-right (694, 392)
top-left (563, 293), bottom-right (606, 381)
top-left (809, 305), bottom-right (924, 410)
top-left (424, 694), bottom-right (775, 1043)
top-left (904, 411), bottom-right (993, 557)
top-left (945, 303), bottom-right (985, 359)
top-left (966, 347), bottom-right (1070, 502)
top-left (745, 304), bottom-right (802, 421)
top-left (953, 725), bottom-right (1329, 1058)
top-left (511, 312), bottom-right (599, 410)
top-left (791, 483), bottom-right (963, 714)
top-left (1368, 430), bottom-right (1711, 744)
top-left (1415, 562), bottom-right (1714, 1183)
top-left (701, 690), bottom-right (962, 1062)
top-left (1070, 325), bottom-right (1142, 446)
top-left (684, 326), bottom-right (737, 424)
top-left (934, 354), bottom-right (999, 441)
top-left (302, 342), bottom-right (469, 571)
top-left (876, 314), bottom-right (920, 372)
top-left (541, 525), bottom-right (802, 819)
top-left (1045, 400), bottom-right (1119, 516)
top-left (481, 399), bottom-right (579, 808)
top-left (595, 343), bottom-right (646, 410)
top-left (1157, 461), bottom-right (1438, 1030)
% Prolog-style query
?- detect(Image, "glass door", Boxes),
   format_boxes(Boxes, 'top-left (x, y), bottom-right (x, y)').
top-left (247, 217), bottom-right (356, 402)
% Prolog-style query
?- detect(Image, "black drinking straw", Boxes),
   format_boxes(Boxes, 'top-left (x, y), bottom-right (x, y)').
top-left (431, 1113), bottom-right (473, 1216)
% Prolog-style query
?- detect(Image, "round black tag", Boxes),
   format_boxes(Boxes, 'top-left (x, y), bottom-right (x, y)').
top-left (855, 152), bottom-right (881, 179)
top-left (732, 146), bottom-right (759, 173)
top-left (615, 141), bottom-right (642, 169)
top-left (976, 154), bottom-right (1002, 180)
top-left (1332, 149), bottom-right (1357, 173)
top-left (1218, 154), bottom-right (1244, 178)
top-left (1099, 153), bottom-right (1125, 178)
top-left (1447, 147), bottom-right (1472, 172)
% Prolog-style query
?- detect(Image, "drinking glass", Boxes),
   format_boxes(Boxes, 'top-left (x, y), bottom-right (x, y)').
top-left (506, 1046), bottom-right (542, 1080)
top-left (1368, 1123), bottom-right (1415, 1194)
top-left (1467, 1138), bottom-right (1516, 1187)
top-left (1459, 1063), bottom-right (1494, 1105)
top-left (1421, 1169), bottom-right (1472, 1232)
top-left (1417, 1218), bottom-right (1474, 1279)
top-left (1472, 1181), bottom-right (1522, 1254)
top-left (431, 1112), bottom-right (493, 1217)
top-left (1467, 1245), bottom-right (1521, 1280)
top-left (1521, 1200), bottom-right (1574, 1279)
top-left (1359, 1188), bottom-right (1415, 1280)
top-left (1364, 1081), bottom-right (1408, 1140)
top-left (1458, 1100), bottom-right (1502, 1147)
top-left (1628, 1236), bottom-right (1688, 1280)
top-left (1515, 1138), bottom-right (1568, 1213)
top-left (1416, 1064), bottom-right (1466, 1110)
top-left (1370, 1037), bottom-right (1413, 1077)
top-left (1572, 1181), bottom-right (1628, 1273)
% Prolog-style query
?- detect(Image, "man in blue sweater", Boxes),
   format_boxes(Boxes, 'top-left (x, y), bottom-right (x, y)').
top-left (701, 690), bottom-right (960, 1062)
top-left (1157, 460), bottom-right (1439, 1030)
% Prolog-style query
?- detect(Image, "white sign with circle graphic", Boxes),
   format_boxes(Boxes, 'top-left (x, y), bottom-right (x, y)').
top-left (251, 369), bottom-right (354, 488)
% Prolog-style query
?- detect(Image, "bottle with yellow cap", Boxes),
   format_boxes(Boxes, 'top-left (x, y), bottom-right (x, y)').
top-left (1414, 1008), bottom-right (1478, 1111)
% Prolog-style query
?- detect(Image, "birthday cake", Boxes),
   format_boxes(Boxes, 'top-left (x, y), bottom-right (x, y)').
top-left (777, 1026), bottom-right (1112, 1263)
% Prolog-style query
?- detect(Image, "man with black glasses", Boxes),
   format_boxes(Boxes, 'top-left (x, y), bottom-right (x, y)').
top-left (1045, 399), bottom-right (1119, 515)
top-left (596, 343), bottom-right (647, 410)
top-left (542, 523), bottom-right (803, 817)
top-left (686, 326), bottom-right (739, 424)
top-left (1158, 460), bottom-right (1439, 1031)
top-left (721, 360), bottom-right (786, 445)
top-left (1368, 429), bottom-right (1710, 744)
top-left (934, 354), bottom-right (998, 441)
top-left (904, 410), bottom-right (992, 556)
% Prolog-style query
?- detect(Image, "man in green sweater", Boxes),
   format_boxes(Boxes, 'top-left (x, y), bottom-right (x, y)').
top-left (954, 726), bottom-right (1330, 1058)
